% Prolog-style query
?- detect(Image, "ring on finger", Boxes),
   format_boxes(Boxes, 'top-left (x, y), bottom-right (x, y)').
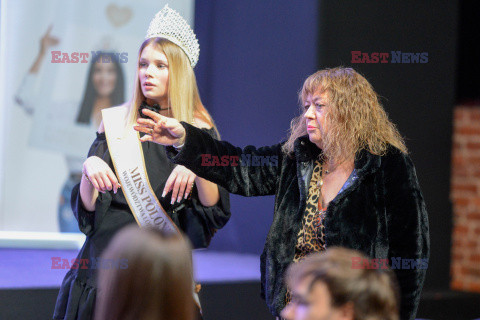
top-left (150, 128), bottom-right (153, 135)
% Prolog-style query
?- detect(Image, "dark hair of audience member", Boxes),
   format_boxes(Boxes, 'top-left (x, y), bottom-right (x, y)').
top-left (94, 226), bottom-right (195, 320)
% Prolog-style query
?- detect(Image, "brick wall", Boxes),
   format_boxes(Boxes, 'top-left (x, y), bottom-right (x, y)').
top-left (451, 105), bottom-right (480, 292)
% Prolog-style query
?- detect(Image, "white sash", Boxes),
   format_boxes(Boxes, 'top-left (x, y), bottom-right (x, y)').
top-left (102, 106), bottom-right (179, 234)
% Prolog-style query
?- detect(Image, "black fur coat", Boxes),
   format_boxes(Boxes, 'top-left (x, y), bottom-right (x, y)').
top-left (168, 123), bottom-right (430, 320)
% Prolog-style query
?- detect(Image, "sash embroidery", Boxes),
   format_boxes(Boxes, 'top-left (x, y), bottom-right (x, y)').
top-left (102, 106), bottom-right (179, 234)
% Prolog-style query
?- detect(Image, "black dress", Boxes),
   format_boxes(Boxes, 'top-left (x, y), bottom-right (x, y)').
top-left (53, 129), bottom-right (231, 320)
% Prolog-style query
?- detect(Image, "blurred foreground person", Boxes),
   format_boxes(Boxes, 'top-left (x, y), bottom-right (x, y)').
top-left (281, 247), bottom-right (399, 320)
top-left (95, 226), bottom-right (195, 320)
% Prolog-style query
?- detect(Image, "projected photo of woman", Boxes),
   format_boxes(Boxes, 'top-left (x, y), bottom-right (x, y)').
top-left (15, 26), bottom-right (125, 232)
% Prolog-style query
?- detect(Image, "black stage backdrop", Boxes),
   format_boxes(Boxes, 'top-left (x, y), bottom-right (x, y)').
top-left (317, 1), bottom-right (458, 291)
top-left (195, 0), bottom-right (458, 291)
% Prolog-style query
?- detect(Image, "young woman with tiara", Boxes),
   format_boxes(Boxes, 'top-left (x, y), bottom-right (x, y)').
top-left (53, 5), bottom-right (231, 319)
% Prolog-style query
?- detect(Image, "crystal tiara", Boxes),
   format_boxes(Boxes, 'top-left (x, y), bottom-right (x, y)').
top-left (145, 4), bottom-right (200, 67)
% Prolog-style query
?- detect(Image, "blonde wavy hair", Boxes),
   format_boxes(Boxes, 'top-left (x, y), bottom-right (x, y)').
top-left (282, 67), bottom-right (407, 161)
top-left (125, 38), bottom-right (219, 137)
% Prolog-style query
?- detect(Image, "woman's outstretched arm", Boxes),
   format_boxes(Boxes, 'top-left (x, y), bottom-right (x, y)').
top-left (135, 109), bottom-right (282, 197)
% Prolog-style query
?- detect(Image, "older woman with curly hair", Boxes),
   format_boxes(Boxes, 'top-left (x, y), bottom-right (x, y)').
top-left (135, 67), bottom-right (429, 320)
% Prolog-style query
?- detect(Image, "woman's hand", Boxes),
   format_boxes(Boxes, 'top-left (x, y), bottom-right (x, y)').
top-left (82, 156), bottom-right (121, 194)
top-left (134, 109), bottom-right (186, 147)
top-left (39, 25), bottom-right (60, 55)
top-left (162, 165), bottom-right (196, 204)
top-left (29, 25), bottom-right (60, 74)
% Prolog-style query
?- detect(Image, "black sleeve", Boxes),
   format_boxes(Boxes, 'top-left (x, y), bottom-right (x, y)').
top-left (172, 127), bottom-right (231, 249)
top-left (384, 150), bottom-right (430, 320)
top-left (166, 122), bottom-right (283, 197)
top-left (70, 132), bottom-right (113, 236)
top-left (174, 187), bottom-right (231, 249)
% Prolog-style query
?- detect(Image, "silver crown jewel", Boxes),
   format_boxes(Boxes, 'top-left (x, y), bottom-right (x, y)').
top-left (145, 4), bottom-right (200, 67)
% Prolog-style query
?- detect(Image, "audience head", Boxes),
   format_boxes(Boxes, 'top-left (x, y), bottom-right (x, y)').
top-left (281, 247), bottom-right (399, 320)
top-left (95, 226), bottom-right (195, 320)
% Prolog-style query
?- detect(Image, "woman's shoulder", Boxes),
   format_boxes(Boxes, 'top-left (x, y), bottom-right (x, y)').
top-left (379, 144), bottom-right (415, 173)
top-left (97, 103), bottom-right (130, 134)
top-left (382, 144), bottom-right (409, 160)
top-left (97, 120), bottom-right (105, 134)
top-left (193, 117), bottom-right (212, 130)
top-left (193, 116), bottom-right (220, 140)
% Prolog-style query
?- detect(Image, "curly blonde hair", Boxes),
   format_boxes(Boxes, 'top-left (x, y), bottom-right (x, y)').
top-left (282, 67), bottom-right (407, 161)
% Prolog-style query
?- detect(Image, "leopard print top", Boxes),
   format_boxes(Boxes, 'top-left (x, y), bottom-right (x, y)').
top-left (285, 160), bottom-right (326, 304)
top-left (293, 159), bottom-right (327, 262)
top-left (284, 162), bottom-right (358, 305)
